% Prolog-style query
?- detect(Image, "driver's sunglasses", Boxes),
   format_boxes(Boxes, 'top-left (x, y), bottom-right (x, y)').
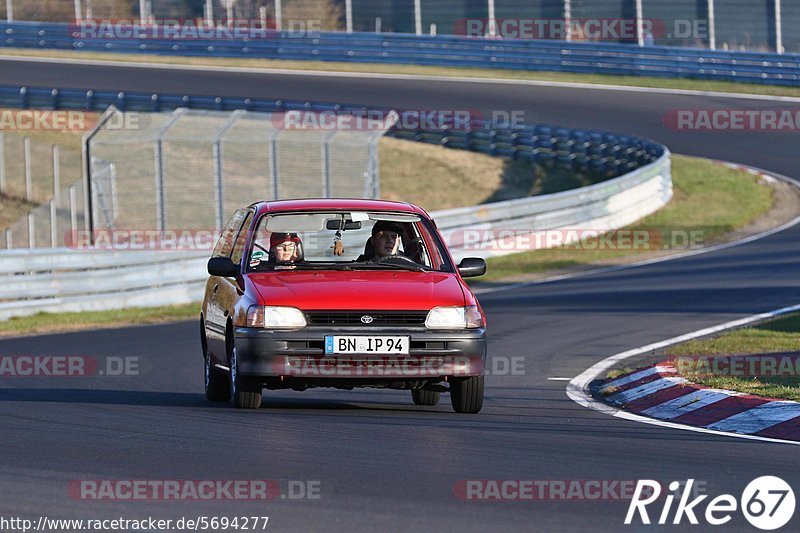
top-left (276, 243), bottom-right (297, 251)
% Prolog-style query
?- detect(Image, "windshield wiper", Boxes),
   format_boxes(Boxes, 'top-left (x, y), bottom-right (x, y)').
top-left (354, 261), bottom-right (427, 272)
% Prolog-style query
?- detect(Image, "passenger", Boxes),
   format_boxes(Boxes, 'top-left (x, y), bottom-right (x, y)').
top-left (357, 221), bottom-right (404, 261)
top-left (269, 233), bottom-right (302, 264)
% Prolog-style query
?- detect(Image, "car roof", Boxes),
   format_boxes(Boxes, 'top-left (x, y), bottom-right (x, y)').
top-left (250, 198), bottom-right (430, 217)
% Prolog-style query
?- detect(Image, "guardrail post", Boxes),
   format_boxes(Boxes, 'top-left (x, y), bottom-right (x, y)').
top-left (24, 136), bottom-right (32, 202)
top-left (27, 212), bottom-right (34, 249)
top-left (50, 199), bottom-right (57, 248)
top-left (52, 145), bottom-right (60, 204)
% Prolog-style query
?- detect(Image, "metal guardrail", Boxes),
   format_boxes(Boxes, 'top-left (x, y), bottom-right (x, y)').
top-left (0, 84), bottom-right (670, 320)
top-left (1, 22), bottom-right (799, 86)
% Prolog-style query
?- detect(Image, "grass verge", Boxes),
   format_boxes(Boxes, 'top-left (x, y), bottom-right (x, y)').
top-left (475, 155), bottom-right (775, 283)
top-left (1, 48), bottom-right (798, 99)
top-left (665, 313), bottom-right (800, 401)
top-left (0, 303), bottom-right (200, 338)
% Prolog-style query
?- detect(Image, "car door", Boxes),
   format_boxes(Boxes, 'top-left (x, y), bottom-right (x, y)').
top-left (205, 208), bottom-right (249, 362)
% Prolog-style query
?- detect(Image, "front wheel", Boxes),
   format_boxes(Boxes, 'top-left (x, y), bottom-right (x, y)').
top-left (411, 389), bottom-right (440, 406)
top-left (450, 375), bottom-right (484, 414)
top-left (230, 346), bottom-right (262, 409)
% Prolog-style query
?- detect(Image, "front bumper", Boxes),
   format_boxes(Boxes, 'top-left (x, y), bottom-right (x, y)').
top-left (234, 326), bottom-right (487, 380)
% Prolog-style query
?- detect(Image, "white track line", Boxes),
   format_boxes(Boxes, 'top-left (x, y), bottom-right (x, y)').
top-left (2, 53), bottom-right (800, 103)
top-left (567, 302), bottom-right (800, 446)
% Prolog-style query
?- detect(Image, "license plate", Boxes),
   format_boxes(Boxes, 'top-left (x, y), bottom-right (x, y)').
top-left (325, 336), bottom-right (410, 355)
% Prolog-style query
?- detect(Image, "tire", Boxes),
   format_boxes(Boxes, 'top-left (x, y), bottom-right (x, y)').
top-left (230, 346), bottom-right (262, 409)
top-left (450, 375), bottom-right (484, 414)
top-left (412, 389), bottom-right (441, 406)
top-left (204, 352), bottom-right (231, 402)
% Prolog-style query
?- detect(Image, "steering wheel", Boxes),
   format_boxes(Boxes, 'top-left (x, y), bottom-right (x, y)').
top-left (372, 255), bottom-right (421, 266)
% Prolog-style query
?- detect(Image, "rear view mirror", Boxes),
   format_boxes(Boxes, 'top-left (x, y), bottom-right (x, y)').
top-left (326, 220), bottom-right (362, 231)
top-left (458, 257), bottom-right (487, 278)
top-left (208, 257), bottom-right (239, 277)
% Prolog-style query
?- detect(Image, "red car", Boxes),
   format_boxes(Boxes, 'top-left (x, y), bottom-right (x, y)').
top-left (201, 199), bottom-right (488, 413)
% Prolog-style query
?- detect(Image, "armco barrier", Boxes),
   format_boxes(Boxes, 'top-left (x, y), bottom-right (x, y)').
top-left (0, 22), bottom-right (798, 86)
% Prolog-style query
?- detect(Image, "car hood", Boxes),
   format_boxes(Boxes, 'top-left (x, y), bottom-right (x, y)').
top-left (248, 270), bottom-right (466, 310)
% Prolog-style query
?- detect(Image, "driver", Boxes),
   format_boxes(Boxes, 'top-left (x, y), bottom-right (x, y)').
top-left (269, 233), bottom-right (302, 264)
top-left (357, 221), bottom-right (403, 261)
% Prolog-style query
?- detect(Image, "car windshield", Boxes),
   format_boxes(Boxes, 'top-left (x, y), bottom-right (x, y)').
top-left (247, 211), bottom-right (451, 272)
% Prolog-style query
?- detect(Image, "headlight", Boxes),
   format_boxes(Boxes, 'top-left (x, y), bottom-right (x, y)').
top-left (425, 306), bottom-right (484, 329)
top-left (247, 306), bottom-right (307, 328)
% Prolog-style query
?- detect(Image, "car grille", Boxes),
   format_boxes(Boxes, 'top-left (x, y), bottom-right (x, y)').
top-left (305, 311), bottom-right (429, 327)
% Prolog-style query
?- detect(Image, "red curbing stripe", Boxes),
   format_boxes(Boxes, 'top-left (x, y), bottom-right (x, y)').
top-left (623, 384), bottom-right (697, 413)
top-left (755, 416), bottom-right (800, 441)
top-left (671, 395), bottom-right (769, 426)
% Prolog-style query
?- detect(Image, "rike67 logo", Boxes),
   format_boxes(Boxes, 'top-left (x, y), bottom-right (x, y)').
top-left (626, 477), bottom-right (795, 530)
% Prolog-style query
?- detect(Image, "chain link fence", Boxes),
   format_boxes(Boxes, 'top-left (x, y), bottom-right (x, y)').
top-left (87, 107), bottom-right (387, 234)
top-left (2, 1), bottom-right (795, 52)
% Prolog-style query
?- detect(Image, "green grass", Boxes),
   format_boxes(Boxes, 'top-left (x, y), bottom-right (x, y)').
top-left (475, 155), bottom-right (774, 282)
top-left (666, 313), bottom-right (800, 401)
top-left (2, 48), bottom-right (798, 98)
top-left (0, 303), bottom-right (200, 338)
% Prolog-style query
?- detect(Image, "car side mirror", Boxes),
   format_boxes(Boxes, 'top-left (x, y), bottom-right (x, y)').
top-left (458, 257), bottom-right (486, 278)
top-left (208, 257), bottom-right (240, 277)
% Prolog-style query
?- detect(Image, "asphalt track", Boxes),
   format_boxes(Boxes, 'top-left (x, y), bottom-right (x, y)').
top-left (1, 59), bottom-right (800, 531)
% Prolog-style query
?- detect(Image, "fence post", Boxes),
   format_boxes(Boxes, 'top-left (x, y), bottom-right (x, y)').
top-left (375, 17), bottom-right (382, 33)
top-left (275, 0), bottom-right (282, 31)
top-left (414, 0), bottom-right (422, 36)
top-left (154, 139), bottom-right (166, 232)
top-left (5, 0), bottom-right (13, 22)
top-left (775, 0), bottom-right (783, 54)
top-left (27, 212), bottom-right (34, 249)
top-left (707, 0), bottom-right (716, 50)
top-left (213, 142), bottom-right (224, 230)
top-left (0, 132), bottom-right (5, 195)
top-left (69, 184), bottom-right (78, 240)
top-left (50, 199), bottom-right (57, 248)
top-left (52, 145), bottom-right (60, 204)
top-left (346, 0), bottom-right (353, 33)
top-left (321, 133), bottom-right (333, 198)
top-left (24, 136), bottom-right (32, 202)
top-left (4, 228), bottom-right (10, 250)
top-left (270, 130), bottom-right (280, 200)
top-left (74, 0), bottom-right (82, 23)
top-left (635, 0), bottom-right (644, 46)
top-left (564, 0), bottom-right (572, 42)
